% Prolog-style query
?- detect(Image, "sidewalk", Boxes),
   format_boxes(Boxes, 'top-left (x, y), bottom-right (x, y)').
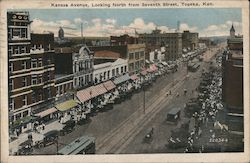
top-left (9, 120), bottom-right (64, 154)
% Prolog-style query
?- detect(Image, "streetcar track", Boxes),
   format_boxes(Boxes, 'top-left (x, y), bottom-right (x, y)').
top-left (96, 71), bottom-right (187, 151)
top-left (109, 78), bottom-right (186, 153)
top-left (97, 74), bottom-right (187, 153)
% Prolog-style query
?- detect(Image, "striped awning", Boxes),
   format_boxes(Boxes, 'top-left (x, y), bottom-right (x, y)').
top-left (35, 107), bottom-right (57, 118)
top-left (103, 80), bottom-right (116, 91)
top-left (91, 83), bottom-right (107, 98)
top-left (130, 74), bottom-right (138, 80)
top-left (140, 70), bottom-right (147, 76)
top-left (77, 87), bottom-right (92, 103)
top-left (113, 74), bottom-right (130, 85)
top-left (55, 99), bottom-right (78, 112)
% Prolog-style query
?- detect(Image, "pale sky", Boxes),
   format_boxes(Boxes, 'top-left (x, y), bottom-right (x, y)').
top-left (18, 8), bottom-right (242, 37)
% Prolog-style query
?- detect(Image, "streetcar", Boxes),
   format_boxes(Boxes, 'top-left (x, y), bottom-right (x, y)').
top-left (57, 136), bottom-right (95, 155)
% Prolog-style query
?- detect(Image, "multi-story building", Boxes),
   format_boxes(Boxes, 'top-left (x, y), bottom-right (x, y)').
top-left (90, 44), bottom-right (145, 74)
top-left (139, 28), bottom-right (182, 61)
top-left (7, 11), bottom-right (56, 132)
top-left (110, 34), bottom-right (139, 45)
top-left (72, 45), bottom-right (94, 89)
top-left (182, 30), bottom-right (199, 51)
top-left (222, 26), bottom-right (244, 149)
top-left (93, 58), bottom-right (128, 84)
top-left (55, 45), bottom-right (94, 91)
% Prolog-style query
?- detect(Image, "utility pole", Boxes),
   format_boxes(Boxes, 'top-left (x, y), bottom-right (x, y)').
top-left (143, 86), bottom-right (145, 114)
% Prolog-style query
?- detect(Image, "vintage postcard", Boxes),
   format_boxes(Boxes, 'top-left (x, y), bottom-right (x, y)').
top-left (0, 0), bottom-right (249, 162)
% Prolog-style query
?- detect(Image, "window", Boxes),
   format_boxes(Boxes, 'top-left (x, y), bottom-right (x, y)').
top-left (38, 75), bottom-right (43, 84)
top-left (22, 95), bottom-right (27, 106)
top-left (8, 47), bottom-right (13, 56)
top-left (47, 87), bottom-right (51, 98)
top-left (32, 92), bottom-right (36, 103)
top-left (116, 68), bottom-right (119, 75)
top-left (12, 28), bottom-right (21, 38)
top-left (22, 77), bottom-right (27, 87)
top-left (47, 72), bottom-right (50, 81)
top-left (121, 66), bottom-right (124, 73)
top-left (31, 60), bottom-right (37, 68)
top-left (135, 61), bottom-right (140, 70)
top-left (21, 46), bottom-right (26, 54)
top-left (56, 86), bottom-right (60, 96)
top-left (124, 66), bottom-right (127, 72)
top-left (107, 70), bottom-right (110, 79)
top-left (129, 63), bottom-right (134, 72)
top-left (23, 110), bottom-right (28, 117)
top-left (140, 61), bottom-right (144, 68)
top-left (9, 79), bottom-right (14, 90)
top-left (112, 69), bottom-right (115, 77)
top-left (9, 62), bottom-right (13, 72)
top-left (32, 75), bottom-right (37, 85)
top-left (21, 61), bottom-right (27, 69)
top-left (129, 53), bottom-right (134, 59)
top-left (21, 28), bottom-right (27, 38)
top-left (15, 113), bottom-right (21, 120)
top-left (14, 46), bottom-right (19, 54)
top-left (140, 51), bottom-right (144, 58)
top-left (9, 98), bottom-right (14, 110)
top-left (135, 52), bottom-right (140, 60)
top-left (38, 59), bottom-right (42, 67)
top-left (104, 72), bottom-right (106, 80)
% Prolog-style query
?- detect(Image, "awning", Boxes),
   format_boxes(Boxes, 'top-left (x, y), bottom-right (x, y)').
top-left (77, 88), bottom-right (92, 103)
top-left (145, 60), bottom-right (150, 64)
top-left (150, 64), bottom-right (158, 72)
top-left (140, 70), bottom-right (147, 76)
top-left (10, 116), bottom-right (35, 129)
top-left (35, 107), bottom-right (57, 118)
top-left (91, 83), bottom-right (107, 98)
top-left (147, 64), bottom-right (158, 72)
top-left (55, 99), bottom-right (78, 112)
top-left (113, 74), bottom-right (130, 85)
top-left (103, 80), bottom-right (116, 91)
top-left (130, 74), bottom-right (139, 80)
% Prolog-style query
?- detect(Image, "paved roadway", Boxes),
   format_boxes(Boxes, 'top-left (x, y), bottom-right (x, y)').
top-left (33, 45), bottom-right (224, 155)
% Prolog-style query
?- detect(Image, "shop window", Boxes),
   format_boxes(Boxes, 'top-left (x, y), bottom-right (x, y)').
top-left (23, 110), bottom-right (28, 117)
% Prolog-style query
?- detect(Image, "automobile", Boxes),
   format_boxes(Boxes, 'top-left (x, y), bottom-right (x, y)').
top-left (166, 107), bottom-right (181, 123)
top-left (17, 139), bottom-right (33, 155)
top-left (61, 120), bottom-right (76, 135)
top-left (184, 102), bottom-right (201, 117)
top-left (43, 130), bottom-right (59, 147)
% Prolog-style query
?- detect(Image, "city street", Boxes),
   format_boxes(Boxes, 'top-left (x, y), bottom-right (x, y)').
top-left (33, 45), bottom-right (223, 155)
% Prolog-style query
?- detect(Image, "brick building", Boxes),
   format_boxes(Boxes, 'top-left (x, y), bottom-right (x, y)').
top-left (222, 25), bottom-right (244, 136)
top-left (7, 11), bottom-right (56, 132)
top-left (138, 28), bottom-right (182, 61)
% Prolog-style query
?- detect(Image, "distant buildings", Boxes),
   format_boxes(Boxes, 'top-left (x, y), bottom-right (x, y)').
top-left (138, 28), bottom-right (198, 61)
top-left (7, 11), bottom-right (56, 132)
top-left (182, 30), bottom-right (199, 51)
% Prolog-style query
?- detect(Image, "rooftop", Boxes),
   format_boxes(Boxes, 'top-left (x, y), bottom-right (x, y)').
top-left (94, 50), bottom-right (120, 59)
